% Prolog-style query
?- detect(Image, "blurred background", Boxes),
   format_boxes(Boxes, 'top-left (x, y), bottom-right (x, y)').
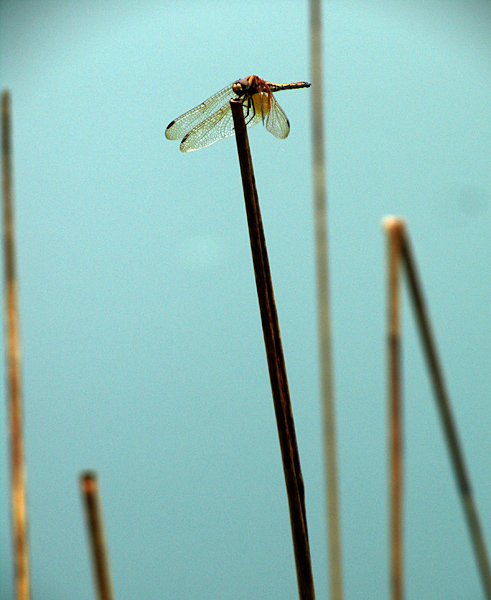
top-left (0, 0), bottom-right (490, 598)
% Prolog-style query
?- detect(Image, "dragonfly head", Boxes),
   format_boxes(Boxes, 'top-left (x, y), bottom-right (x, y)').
top-left (232, 78), bottom-right (250, 97)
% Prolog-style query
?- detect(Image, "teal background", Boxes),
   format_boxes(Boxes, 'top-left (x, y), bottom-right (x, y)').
top-left (1, 1), bottom-right (490, 598)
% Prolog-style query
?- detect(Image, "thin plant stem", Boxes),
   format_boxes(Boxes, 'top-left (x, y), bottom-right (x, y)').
top-left (399, 223), bottom-right (491, 600)
top-left (2, 89), bottom-right (31, 600)
top-left (80, 471), bottom-right (115, 600)
top-left (308, 1), bottom-right (343, 599)
top-left (230, 98), bottom-right (315, 600)
top-left (384, 216), bottom-right (404, 600)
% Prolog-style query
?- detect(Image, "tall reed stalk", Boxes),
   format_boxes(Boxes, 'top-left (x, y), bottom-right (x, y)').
top-left (2, 89), bottom-right (31, 600)
top-left (80, 471), bottom-right (115, 600)
top-left (230, 98), bottom-right (316, 600)
top-left (308, 2), bottom-right (343, 599)
top-left (397, 219), bottom-right (491, 599)
top-left (384, 217), bottom-right (404, 600)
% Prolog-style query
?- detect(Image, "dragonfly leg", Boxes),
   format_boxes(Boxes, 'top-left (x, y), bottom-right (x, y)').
top-left (243, 96), bottom-right (257, 126)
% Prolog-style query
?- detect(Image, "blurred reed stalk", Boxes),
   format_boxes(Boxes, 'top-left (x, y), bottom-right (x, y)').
top-left (230, 98), bottom-right (315, 600)
top-left (2, 89), bottom-right (31, 600)
top-left (308, 1), bottom-right (343, 598)
top-left (80, 471), bottom-right (115, 600)
top-left (384, 217), bottom-right (404, 600)
top-left (396, 219), bottom-right (491, 600)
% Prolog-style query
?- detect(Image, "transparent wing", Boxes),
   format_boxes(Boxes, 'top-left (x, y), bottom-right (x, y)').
top-left (265, 95), bottom-right (290, 139)
top-left (180, 100), bottom-right (263, 152)
top-left (165, 82), bottom-right (235, 141)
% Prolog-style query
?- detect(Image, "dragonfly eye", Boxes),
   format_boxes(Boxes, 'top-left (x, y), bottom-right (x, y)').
top-left (232, 78), bottom-right (249, 97)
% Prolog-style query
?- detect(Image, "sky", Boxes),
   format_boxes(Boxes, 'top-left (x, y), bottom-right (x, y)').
top-left (0, 0), bottom-right (491, 599)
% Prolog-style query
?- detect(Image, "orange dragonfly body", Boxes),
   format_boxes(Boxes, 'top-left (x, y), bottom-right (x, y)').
top-left (165, 75), bottom-right (311, 152)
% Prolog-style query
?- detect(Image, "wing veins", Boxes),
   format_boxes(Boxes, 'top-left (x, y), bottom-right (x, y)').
top-left (165, 83), bottom-right (235, 140)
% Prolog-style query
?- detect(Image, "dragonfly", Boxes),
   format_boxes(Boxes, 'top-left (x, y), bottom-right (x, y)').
top-left (165, 75), bottom-right (311, 152)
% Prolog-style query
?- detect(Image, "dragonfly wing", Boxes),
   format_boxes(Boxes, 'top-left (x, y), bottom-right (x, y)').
top-left (265, 96), bottom-right (290, 139)
top-left (244, 93), bottom-right (269, 129)
top-left (180, 103), bottom-right (236, 152)
top-left (165, 82), bottom-right (235, 141)
top-left (181, 97), bottom-right (265, 152)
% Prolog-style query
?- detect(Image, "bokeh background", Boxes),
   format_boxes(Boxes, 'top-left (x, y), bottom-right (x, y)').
top-left (1, 0), bottom-right (490, 598)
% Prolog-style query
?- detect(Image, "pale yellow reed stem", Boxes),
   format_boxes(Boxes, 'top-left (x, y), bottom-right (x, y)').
top-left (2, 89), bottom-right (31, 600)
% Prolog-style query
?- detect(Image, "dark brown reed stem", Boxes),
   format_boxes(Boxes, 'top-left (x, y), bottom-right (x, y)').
top-left (80, 471), bottom-right (115, 600)
top-left (384, 217), bottom-right (404, 600)
top-left (309, 0), bottom-right (343, 597)
top-left (230, 98), bottom-right (315, 600)
top-left (399, 222), bottom-right (491, 600)
top-left (2, 89), bottom-right (31, 600)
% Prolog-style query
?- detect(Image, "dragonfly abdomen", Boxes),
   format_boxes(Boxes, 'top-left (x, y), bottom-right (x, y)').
top-left (267, 81), bottom-right (311, 93)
